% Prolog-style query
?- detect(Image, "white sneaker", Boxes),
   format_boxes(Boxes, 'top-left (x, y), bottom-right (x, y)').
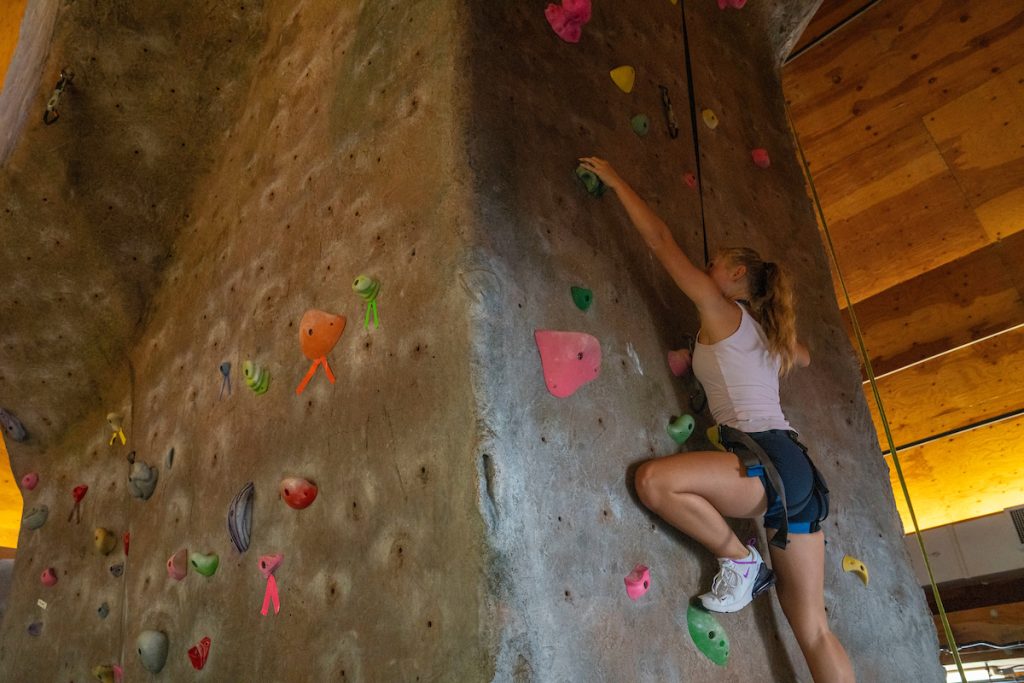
top-left (699, 545), bottom-right (775, 613)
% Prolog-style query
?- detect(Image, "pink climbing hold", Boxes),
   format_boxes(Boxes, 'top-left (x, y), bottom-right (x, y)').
top-left (667, 349), bottom-right (692, 377)
top-left (534, 330), bottom-right (602, 398)
top-left (167, 549), bottom-right (188, 581)
top-left (41, 567), bottom-right (58, 587)
top-left (625, 564), bottom-right (651, 600)
top-left (259, 554), bottom-right (284, 616)
top-left (544, 0), bottom-right (592, 44)
top-left (113, 665), bottom-right (123, 683)
top-left (21, 472), bottom-right (38, 490)
top-left (683, 172), bottom-right (697, 189)
top-left (752, 148), bottom-right (771, 168)
top-left (717, 0), bottom-right (747, 9)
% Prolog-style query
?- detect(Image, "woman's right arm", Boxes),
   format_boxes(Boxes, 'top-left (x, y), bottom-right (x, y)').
top-left (579, 156), bottom-right (725, 313)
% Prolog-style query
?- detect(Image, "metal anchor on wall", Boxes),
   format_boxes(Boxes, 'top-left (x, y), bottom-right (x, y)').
top-left (43, 69), bottom-right (74, 125)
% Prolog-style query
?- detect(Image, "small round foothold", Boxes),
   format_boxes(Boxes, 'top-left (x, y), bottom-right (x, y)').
top-left (21, 472), bottom-right (39, 490)
top-left (0, 407), bottom-right (28, 442)
top-left (751, 148), bottom-right (771, 168)
top-left (167, 549), bottom-right (188, 581)
top-left (279, 477), bottom-right (318, 510)
top-left (667, 349), bottom-right (691, 376)
top-left (91, 665), bottom-right (115, 683)
top-left (110, 563), bottom-right (124, 578)
top-left (41, 567), bottom-right (58, 587)
top-left (22, 505), bottom-right (49, 530)
top-left (219, 362), bottom-right (231, 377)
top-left (624, 564), bottom-right (651, 600)
top-left (631, 114), bottom-right (650, 136)
top-left (106, 412), bottom-right (123, 431)
top-left (97, 602), bottom-right (110, 619)
top-left (94, 528), bottom-right (117, 555)
top-left (258, 553), bottom-right (284, 579)
top-left (570, 286), bottom-right (593, 312)
top-left (701, 109), bottom-right (719, 129)
top-left (683, 172), bottom-right (697, 189)
top-left (27, 622), bottom-right (43, 637)
top-left (667, 414), bottom-right (696, 445)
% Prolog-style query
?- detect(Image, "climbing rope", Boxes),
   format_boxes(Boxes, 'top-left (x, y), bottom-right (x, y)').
top-left (784, 102), bottom-right (967, 682)
top-left (678, 1), bottom-right (710, 265)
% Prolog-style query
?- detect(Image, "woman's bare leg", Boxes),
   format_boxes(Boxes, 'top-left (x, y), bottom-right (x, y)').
top-left (635, 451), bottom-right (767, 560)
top-left (768, 530), bottom-right (855, 683)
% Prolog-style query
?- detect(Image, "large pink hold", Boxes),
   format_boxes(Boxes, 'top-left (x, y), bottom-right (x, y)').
top-left (544, 0), bottom-right (592, 44)
top-left (21, 472), bottom-right (38, 490)
top-left (625, 564), bottom-right (651, 600)
top-left (534, 330), bottom-right (602, 398)
top-left (717, 0), bottom-right (748, 9)
top-left (667, 349), bottom-right (692, 377)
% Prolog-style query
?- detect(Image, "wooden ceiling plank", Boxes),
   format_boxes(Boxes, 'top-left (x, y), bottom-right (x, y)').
top-left (925, 62), bottom-right (1024, 241)
top-left (790, 0), bottom-right (880, 57)
top-left (784, 1), bottom-right (1024, 174)
top-left (934, 601), bottom-right (1024, 648)
top-left (865, 327), bottom-right (1024, 446)
top-left (884, 414), bottom-right (1024, 531)
top-left (841, 243), bottom-right (1024, 374)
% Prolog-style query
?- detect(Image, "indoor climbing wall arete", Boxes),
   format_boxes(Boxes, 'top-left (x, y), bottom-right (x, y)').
top-left (0, 1), bottom-right (943, 681)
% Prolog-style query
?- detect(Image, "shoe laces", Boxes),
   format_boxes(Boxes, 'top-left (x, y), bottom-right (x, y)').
top-left (710, 559), bottom-right (743, 598)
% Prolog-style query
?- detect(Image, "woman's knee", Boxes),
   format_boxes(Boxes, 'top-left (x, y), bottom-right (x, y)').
top-left (634, 460), bottom-right (666, 510)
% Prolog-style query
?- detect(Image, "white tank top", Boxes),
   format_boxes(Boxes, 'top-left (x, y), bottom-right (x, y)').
top-left (691, 302), bottom-right (792, 433)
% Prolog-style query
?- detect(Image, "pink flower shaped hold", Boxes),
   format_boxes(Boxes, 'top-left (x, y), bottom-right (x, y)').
top-left (544, 0), bottom-right (592, 44)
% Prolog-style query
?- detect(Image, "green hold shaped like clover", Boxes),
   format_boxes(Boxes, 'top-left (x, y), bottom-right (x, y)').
top-left (190, 552), bottom-right (219, 577)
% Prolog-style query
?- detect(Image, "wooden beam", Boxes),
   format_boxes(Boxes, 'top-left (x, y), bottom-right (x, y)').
top-left (866, 328), bottom-right (1024, 446)
top-left (885, 413), bottom-right (1024, 530)
top-left (934, 601), bottom-right (1024, 649)
top-left (789, 0), bottom-right (880, 58)
top-left (925, 569), bottom-right (1024, 613)
top-left (840, 240), bottom-right (1024, 377)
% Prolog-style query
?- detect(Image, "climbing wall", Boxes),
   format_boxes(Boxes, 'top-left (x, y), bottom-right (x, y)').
top-left (0, 0), bottom-right (943, 681)
top-left (464, 0), bottom-right (945, 681)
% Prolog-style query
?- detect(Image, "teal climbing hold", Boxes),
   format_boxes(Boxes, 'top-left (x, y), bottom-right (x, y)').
top-left (687, 604), bottom-right (730, 666)
top-left (571, 286), bottom-right (593, 311)
top-left (667, 414), bottom-right (695, 445)
top-left (575, 165), bottom-right (606, 197)
top-left (631, 114), bottom-right (650, 136)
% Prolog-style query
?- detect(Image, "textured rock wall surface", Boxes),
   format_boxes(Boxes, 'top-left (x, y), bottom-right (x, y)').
top-left (464, 1), bottom-right (943, 682)
top-left (0, 0), bottom-right (943, 681)
top-left (1, 1), bottom-right (491, 680)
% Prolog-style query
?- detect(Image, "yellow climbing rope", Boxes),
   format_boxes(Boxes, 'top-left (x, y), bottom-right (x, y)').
top-left (784, 102), bottom-right (967, 683)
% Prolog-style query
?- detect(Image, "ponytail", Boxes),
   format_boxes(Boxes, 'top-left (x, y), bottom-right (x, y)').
top-left (718, 247), bottom-right (798, 375)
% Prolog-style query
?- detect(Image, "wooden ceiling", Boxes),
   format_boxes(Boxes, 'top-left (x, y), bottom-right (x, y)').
top-left (783, 0), bottom-right (1024, 531)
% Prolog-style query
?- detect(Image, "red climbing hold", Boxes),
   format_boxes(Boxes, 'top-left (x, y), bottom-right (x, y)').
top-left (72, 484), bottom-right (88, 502)
top-left (751, 148), bottom-right (771, 168)
top-left (683, 172), bottom-right (697, 189)
top-left (534, 330), bottom-right (602, 398)
top-left (41, 567), bottom-right (58, 587)
top-left (717, 0), bottom-right (747, 9)
top-left (545, 0), bottom-right (592, 43)
top-left (279, 477), bottom-right (318, 510)
top-left (188, 637), bottom-right (211, 670)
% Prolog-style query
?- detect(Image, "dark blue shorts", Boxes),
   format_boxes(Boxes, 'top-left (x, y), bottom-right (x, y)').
top-left (742, 429), bottom-right (829, 534)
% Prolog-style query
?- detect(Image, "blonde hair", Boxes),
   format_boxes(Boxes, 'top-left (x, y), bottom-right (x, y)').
top-left (718, 247), bottom-right (798, 375)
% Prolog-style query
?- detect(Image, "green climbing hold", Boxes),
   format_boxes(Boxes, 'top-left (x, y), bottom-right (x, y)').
top-left (631, 114), bottom-right (650, 137)
top-left (667, 414), bottom-right (695, 445)
top-left (575, 165), bottom-right (606, 197)
top-left (190, 552), bottom-right (219, 577)
top-left (571, 286), bottom-right (593, 311)
top-left (687, 604), bottom-right (730, 666)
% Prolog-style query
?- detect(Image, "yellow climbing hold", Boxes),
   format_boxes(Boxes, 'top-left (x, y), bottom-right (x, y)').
top-left (707, 425), bottom-right (726, 451)
top-left (670, 0), bottom-right (678, 4)
top-left (702, 108), bottom-right (719, 129)
top-left (610, 66), bottom-right (636, 94)
top-left (842, 555), bottom-right (869, 586)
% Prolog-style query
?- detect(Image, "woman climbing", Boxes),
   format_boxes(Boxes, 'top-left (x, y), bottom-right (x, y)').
top-left (578, 156), bottom-right (855, 682)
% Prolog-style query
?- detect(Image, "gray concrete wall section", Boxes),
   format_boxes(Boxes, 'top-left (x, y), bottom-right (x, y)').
top-left (1, 1), bottom-right (491, 681)
top-left (465, 1), bottom-right (943, 682)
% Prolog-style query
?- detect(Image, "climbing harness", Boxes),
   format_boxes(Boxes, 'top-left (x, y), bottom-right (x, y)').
top-left (43, 69), bottom-right (73, 125)
top-left (785, 102), bottom-right (967, 680)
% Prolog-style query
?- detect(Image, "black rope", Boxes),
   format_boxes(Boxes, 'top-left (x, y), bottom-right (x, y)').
top-left (679, 0), bottom-right (709, 266)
